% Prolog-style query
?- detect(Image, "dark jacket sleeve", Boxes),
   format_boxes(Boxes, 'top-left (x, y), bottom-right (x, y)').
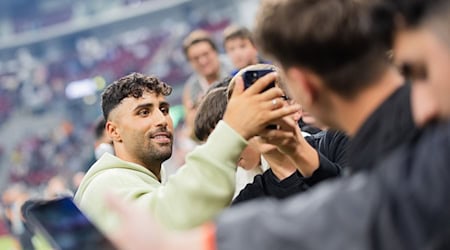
top-left (232, 170), bottom-right (308, 206)
top-left (303, 130), bottom-right (349, 186)
top-left (233, 131), bottom-right (349, 205)
top-left (217, 173), bottom-right (382, 250)
top-left (231, 174), bottom-right (267, 205)
top-left (216, 123), bottom-right (450, 250)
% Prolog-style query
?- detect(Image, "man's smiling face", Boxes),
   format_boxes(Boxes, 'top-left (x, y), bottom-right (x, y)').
top-left (109, 91), bottom-right (174, 167)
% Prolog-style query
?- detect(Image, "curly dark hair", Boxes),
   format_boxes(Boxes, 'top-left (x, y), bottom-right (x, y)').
top-left (102, 72), bottom-right (172, 120)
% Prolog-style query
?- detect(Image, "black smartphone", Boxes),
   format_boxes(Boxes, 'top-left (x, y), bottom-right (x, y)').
top-left (26, 197), bottom-right (117, 250)
top-left (243, 69), bottom-right (276, 91)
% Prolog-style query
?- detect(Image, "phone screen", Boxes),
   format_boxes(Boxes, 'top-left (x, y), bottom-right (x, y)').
top-left (243, 69), bottom-right (276, 91)
top-left (27, 197), bottom-right (116, 250)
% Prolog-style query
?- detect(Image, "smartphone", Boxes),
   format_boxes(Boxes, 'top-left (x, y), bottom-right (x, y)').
top-left (243, 69), bottom-right (276, 91)
top-left (26, 197), bottom-right (117, 250)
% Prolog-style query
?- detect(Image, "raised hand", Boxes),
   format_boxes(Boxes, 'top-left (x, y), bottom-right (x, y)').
top-left (223, 73), bottom-right (301, 140)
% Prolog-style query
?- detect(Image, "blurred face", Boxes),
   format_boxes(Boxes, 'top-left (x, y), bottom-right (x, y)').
top-left (237, 138), bottom-right (261, 170)
top-left (280, 66), bottom-right (337, 130)
top-left (187, 41), bottom-right (221, 79)
top-left (225, 38), bottom-right (259, 69)
top-left (254, 98), bottom-right (301, 156)
top-left (301, 110), bottom-right (316, 125)
top-left (394, 26), bottom-right (450, 119)
top-left (109, 91), bottom-right (174, 166)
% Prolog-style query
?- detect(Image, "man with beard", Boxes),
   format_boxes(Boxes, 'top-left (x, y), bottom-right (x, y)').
top-left (74, 72), bottom-right (298, 233)
top-left (105, 0), bottom-right (450, 249)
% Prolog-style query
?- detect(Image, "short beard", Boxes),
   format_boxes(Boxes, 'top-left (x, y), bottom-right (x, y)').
top-left (141, 144), bottom-right (172, 165)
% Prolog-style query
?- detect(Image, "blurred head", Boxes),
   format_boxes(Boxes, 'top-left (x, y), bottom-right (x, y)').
top-left (194, 87), bottom-right (228, 142)
top-left (223, 25), bottom-right (259, 69)
top-left (238, 138), bottom-right (261, 170)
top-left (72, 172), bottom-right (85, 190)
top-left (301, 110), bottom-right (317, 126)
top-left (93, 117), bottom-right (114, 159)
top-left (393, 0), bottom-right (450, 119)
top-left (254, 0), bottom-right (395, 129)
top-left (45, 176), bottom-right (72, 198)
top-left (183, 30), bottom-right (221, 80)
top-left (193, 77), bottom-right (260, 170)
top-left (228, 64), bottom-right (301, 159)
top-left (102, 73), bottom-right (173, 169)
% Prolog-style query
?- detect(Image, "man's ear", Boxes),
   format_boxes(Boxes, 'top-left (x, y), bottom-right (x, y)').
top-left (106, 120), bottom-right (122, 143)
top-left (285, 67), bottom-right (320, 109)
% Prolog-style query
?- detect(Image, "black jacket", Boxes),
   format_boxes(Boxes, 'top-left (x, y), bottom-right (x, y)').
top-left (348, 83), bottom-right (417, 172)
top-left (232, 130), bottom-right (349, 205)
top-left (232, 84), bottom-right (415, 205)
top-left (217, 123), bottom-right (450, 250)
top-left (216, 85), bottom-right (450, 250)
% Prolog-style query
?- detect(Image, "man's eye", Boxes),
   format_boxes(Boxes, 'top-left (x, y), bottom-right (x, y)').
top-left (138, 109), bottom-right (149, 116)
top-left (399, 63), bottom-right (427, 82)
top-left (160, 107), bottom-right (169, 115)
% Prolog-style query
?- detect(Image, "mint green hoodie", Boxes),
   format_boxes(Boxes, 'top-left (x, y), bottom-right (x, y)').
top-left (74, 121), bottom-right (246, 232)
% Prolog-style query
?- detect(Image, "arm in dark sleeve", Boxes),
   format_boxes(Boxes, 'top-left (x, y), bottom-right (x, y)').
top-left (303, 130), bottom-right (349, 186)
top-left (216, 124), bottom-right (450, 250)
top-left (231, 174), bottom-right (267, 205)
top-left (232, 170), bottom-right (308, 205)
top-left (217, 173), bottom-right (382, 250)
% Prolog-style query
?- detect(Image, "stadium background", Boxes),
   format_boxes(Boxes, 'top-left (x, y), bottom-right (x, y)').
top-left (0, 0), bottom-right (260, 192)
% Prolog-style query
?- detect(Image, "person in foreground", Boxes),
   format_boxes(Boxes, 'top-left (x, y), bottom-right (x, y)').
top-left (105, 0), bottom-right (450, 249)
top-left (74, 72), bottom-right (299, 232)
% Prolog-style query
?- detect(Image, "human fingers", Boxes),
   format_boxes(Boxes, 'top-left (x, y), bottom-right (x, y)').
top-left (245, 72), bottom-right (278, 95)
top-left (265, 103), bottom-right (302, 122)
top-left (257, 86), bottom-right (285, 101)
top-left (260, 129), bottom-right (294, 143)
top-left (229, 76), bottom-right (245, 99)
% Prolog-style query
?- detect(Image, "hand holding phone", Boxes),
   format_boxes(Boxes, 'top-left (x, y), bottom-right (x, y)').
top-left (243, 69), bottom-right (276, 92)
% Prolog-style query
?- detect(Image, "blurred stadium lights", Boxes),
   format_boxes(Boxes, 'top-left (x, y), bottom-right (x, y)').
top-left (65, 75), bottom-right (106, 100)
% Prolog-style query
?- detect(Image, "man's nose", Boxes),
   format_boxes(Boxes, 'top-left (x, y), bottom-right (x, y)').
top-left (153, 109), bottom-right (168, 127)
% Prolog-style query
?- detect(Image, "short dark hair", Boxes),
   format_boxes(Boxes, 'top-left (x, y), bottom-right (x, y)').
top-left (102, 72), bottom-right (172, 120)
top-left (194, 87), bottom-right (228, 141)
top-left (183, 29), bottom-right (218, 59)
top-left (207, 76), bottom-right (232, 94)
top-left (254, 0), bottom-right (395, 98)
top-left (223, 25), bottom-right (255, 46)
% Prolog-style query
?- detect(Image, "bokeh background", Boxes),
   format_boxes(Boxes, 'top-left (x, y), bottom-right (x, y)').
top-left (0, 0), bottom-right (260, 192)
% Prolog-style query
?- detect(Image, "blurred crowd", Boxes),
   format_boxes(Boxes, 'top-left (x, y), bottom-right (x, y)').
top-left (3, 0), bottom-right (449, 249)
top-left (0, 1), bottom-right (246, 248)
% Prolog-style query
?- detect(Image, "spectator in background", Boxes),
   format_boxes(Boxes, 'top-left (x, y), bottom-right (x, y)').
top-left (93, 117), bottom-right (114, 161)
top-left (223, 25), bottom-right (264, 74)
top-left (84, 117), bottom-right (115, 174)
top-left (1, 184), bottom-right (34, 250)
top-left (44, 176), bottom-right (73, 199)
top-left (182, 30), bottom-right (232, 142)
